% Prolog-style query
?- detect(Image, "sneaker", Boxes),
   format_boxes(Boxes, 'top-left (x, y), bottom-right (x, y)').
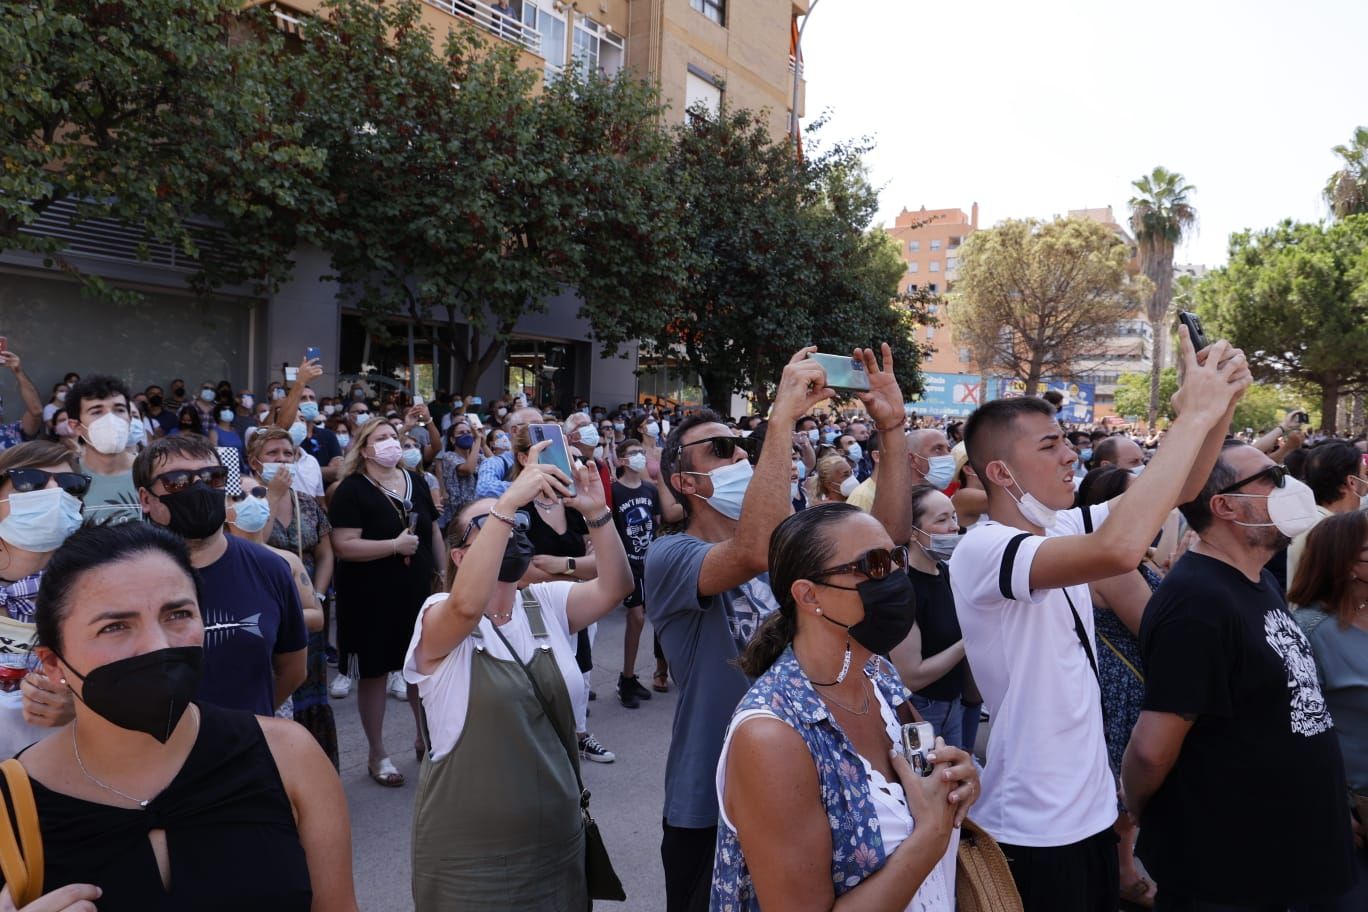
top-left (617, 675), bottom-right (640, 709)
top-left (626, 675), bottom-right (652, 702)
top-left (578, 733), bottom-right (615, 764)
top-left (387, 671), bottom-right (408, 700)
top-left (325, 646), bottom-right (339, 667)
top-left (328, 673), bottom-right (351, 699)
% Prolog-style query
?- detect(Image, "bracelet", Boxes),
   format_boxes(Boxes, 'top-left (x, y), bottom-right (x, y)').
top-left (488, 508), bottom-right (519, 527)
top-left (391, 539), bottom-right (398, 555)
top-left (586, 510), bottom-right (613, 529)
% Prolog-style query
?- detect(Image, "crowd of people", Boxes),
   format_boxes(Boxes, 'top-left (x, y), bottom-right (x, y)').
top-left (0, 330), bottom-right (1363, 911)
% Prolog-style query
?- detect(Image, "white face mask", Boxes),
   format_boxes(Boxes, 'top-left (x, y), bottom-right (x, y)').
top-left (806, 429), bottom-right (819, 444)
top-left (644, 421), bottom-right (660, 438)
top-left (1224, 475), bottom-right (1320, 538)
top-left (919, 453), bottom-right (956, 490)
top-left (1129, 464), bottom-right (1145, 478)
top-left (845, 443), bottom-right (863, 462)
top-left (684, 459), bottom-right (752, 520)
top-left (790, 481), bottom-right (801, 500)
top-left (839, 475), bottom-right (860, 498)
top-left (627, 453), bottom-right (648, 473)
top-left (999, 464), bottom-right (1058, 529)
top-left (83, 412), bottom-right (131, 455)
top-left (288, 421), bottom-right (307, 446)
top-left (575, 425), bottom-right (599, 448)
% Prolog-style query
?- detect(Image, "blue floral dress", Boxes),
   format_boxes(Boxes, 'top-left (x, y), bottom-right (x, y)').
top-left (1094, 563), bottom-right (1162, 775)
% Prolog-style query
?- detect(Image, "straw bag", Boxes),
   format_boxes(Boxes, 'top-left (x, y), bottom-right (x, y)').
top-left (956, 818), bottom-right (1022, 912)
top-left (0, 759), bottom-right (44, 906)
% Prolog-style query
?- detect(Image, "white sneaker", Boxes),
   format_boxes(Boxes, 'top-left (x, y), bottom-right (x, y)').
top-left (328, 672), bottom-right (351, 699)
top-left (387, 671), bottom-right (408, 700)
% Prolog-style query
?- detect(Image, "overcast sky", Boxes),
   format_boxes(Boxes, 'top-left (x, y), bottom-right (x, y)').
top-left (800, 0), bottom-right (1368, 267)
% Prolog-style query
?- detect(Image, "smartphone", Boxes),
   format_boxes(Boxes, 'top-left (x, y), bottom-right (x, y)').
top-left (900, 722), bottom-right (936, 778)
top-left (528, 423), bottom-right (577, 496)
top-left (1177, 312), bottom-right (1208, 351)
top-left (414, 394), bottom-right (425, 406)
top-left (808, 352), bottom-right (871, 394)
top-left (470, 396), bottom-right (483, 406)
top-left (406, 512), bottom-right (420, 534)
top-left (1290, 410), bottom-right (1310, 426)
top-left (284, 365), bottom-right (299, 383)
top-left (305, 346), bottom-right (321, 363)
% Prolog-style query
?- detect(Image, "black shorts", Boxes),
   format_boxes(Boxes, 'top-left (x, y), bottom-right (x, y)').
top-left (624, 568), bottom-right (645, 609)
top-left (998, 826), bottom-right (1119, 912)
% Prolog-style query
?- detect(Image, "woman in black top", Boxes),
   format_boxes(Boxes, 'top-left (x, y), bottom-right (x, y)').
top-left (889, 484), bottom-right (971, 750)
top-left (16, 523), bottom-right (356, 911)
top-left (329, 418), bottom-right (445, 788)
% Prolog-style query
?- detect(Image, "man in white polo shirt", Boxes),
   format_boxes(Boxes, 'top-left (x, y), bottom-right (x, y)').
top-left (949, 330), bottom-right (1249, 912)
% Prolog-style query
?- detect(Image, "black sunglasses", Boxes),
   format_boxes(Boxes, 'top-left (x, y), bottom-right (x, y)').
top-left (1, 468), bottom-right (91, 498)
top-left (455, 510), bottom-right (531, 548)
top-left (1216, 464), bottom-right (1288, 496)
top-left (154, 466), bottom-right (228, 494)
top-left (676, 435), bottom-right (759, 463)
top-left (812, 546), bottom-right (910, 585)
top-left (229, 486), bottom-right (268, 502)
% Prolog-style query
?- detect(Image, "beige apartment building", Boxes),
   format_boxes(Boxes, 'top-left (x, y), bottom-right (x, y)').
top-left (883, 205), bottom-right (979, 375)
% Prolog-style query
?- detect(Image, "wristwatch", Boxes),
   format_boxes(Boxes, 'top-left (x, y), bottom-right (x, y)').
top-left (561, 558), bottom-right (577, 576)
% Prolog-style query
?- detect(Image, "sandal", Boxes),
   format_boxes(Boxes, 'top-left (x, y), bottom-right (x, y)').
top-left (652, 670), bottom-right (670, 693)
top-left (1119, 876), bottom-right (1156, 911)
top-left (368, 758), bottom-right (405, 788)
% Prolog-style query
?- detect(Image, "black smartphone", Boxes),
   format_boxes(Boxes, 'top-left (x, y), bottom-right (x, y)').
top-left (807, 352), bottom-right (870, 394)
top-left (528, 423), bottom-right (577, 496)
top-left (305, 346), bottom-right (322, 362)
top-left (1290, 410), bottom-right (1310, 426)
top-left (1177, 312), bottom-right (1208, 351)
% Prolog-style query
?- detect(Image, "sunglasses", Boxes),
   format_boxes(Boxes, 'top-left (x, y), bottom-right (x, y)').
top-left (154, 466), bottom-right (228, 494)
top-left (812, 546), bottom-right (909, 584)
top-left (229, 486), bottom-right (268, 502)
top-left (455, 510), bottom-right (531, 548)
top-left (675, 435), bottom-right (759, 463)
top-left (1216, 464), bottom-right (1288, 496)
top-left (1, 468), bottom-right (91, 497)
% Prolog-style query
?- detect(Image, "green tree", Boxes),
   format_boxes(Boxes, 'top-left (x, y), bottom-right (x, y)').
top-left (0, 0), bottom-right (328, 296)
top-left (1325, 126), bottom-right (1368, 219)
top-left (1114, 369), bottom-right (1177, 423)
top-left (950, 217), bottom-right (1140, 394)
top-left (1129, 166), bottom-right (1198, 427)
top-left (1194, 216), bottom-right (1368, 433)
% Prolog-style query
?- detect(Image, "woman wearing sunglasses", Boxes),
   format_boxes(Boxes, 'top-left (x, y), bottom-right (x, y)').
top-left (713, 503), bottom-right (979, 910)
top-left (404, 441), bottom-right (633, 911)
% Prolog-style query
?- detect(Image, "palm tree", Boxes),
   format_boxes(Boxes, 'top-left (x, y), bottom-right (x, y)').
top-left (1129, 167), bottom-right (1197, 427)
top-left (1324, 126), bottom-right (1368, 219)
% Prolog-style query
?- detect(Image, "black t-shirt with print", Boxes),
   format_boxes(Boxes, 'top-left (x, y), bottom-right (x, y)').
top-left (905, 562), bottom-right (965, 703)
top-left (610, 479), bottom-right (660, 567)
top-left (1136, 552), bottom-right (1355, 906)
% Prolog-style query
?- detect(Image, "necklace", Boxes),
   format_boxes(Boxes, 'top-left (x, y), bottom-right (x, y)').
top-left (814, 676), bottom-right (871, 716)
top-left (532, 497), bottom-right (559, 512)
top-left (71, 705), bottom-right (199, 808)
top-left (484, 609), bottom-right (514, 622)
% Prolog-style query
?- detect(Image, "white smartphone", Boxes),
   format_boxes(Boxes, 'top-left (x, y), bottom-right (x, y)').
top-left (900, 722), bottom-right (936, 777)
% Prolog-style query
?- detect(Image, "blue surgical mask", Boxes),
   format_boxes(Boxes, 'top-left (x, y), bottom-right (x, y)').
top-left (288, 422), bottom-right (307, 446)
top-left (919, 453), bottom-right (956, 491)
top-left (846, 443), bottom-right (863, 462)
top-left (127, 417), bottom-right (147, 448)
top-left (822, 432), bottom-right (838, 446)
top-left (335, 433), bottom-right (351, 449)
top-left (199, 388), bottom-right (216, 403)
top-left (794, 460), bottom-right (807, 481)
top-left (231, 495), bottom-right (271, 534)
top-left (0, 487), bottom-right (84, 552)
top-left (298, 401), bottom-right (320, 421)
top-left (401, 449), bottom-right (422, 469)
top-left (353, 413), bottom-right (371, 427)
top-left (218, 409), bottom-right (235, 423)
top-left (259, 462), bottom-right (287, 482)
top-left (1079, 448), bottom-right (1093, 463)
top-left (685, 459), bottom-right (753, 520)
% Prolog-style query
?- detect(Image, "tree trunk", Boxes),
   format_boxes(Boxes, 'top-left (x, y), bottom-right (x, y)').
top-left (700, 371), bottom-right (733, 417)
top-left (1147, 316), bottom-right (1164, 428)
top-left (1023, 358), bottom-right (1044, 396)
top-left (751, 379), bottom-right (772, 416)
top-left (1320, 373), bottom-right (1340, 435)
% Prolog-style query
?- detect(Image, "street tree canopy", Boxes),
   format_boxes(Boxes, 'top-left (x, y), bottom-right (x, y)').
top-left (1195, 215), bottom-right (1368, 433)
top-left (950, 217), bottom-right (1142, 395)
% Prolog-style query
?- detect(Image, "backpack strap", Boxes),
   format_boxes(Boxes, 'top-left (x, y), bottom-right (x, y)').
top-left (520, 588), bottom-right (550, 640)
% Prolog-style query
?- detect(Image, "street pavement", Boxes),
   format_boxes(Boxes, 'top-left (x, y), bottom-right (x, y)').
top-left (336, 605), bottom-right (674, 911)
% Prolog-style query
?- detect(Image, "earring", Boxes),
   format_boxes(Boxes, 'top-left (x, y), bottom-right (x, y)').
top-left (60, 677), bottom-right (67, 685)
top-left (815, 608), bottom-right (822, 615)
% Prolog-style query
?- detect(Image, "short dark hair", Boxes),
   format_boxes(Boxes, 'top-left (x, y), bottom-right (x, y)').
top-left (1177, 439), bottom-right (1245, 533)
top-left (1041, 390), bottom-right (1064, 409)
top-left (1076, 466), bottom-right (1130, 508)
top-left (1303, 440), bottom-right (1361, 506)
top-left (1287, 510), bottom-right (1368, 622)
top-left (36, 524), bottom-right (198, 654)
top-left (659, 409), bottom-right (725, 522)
top-left (65, 375), bottom-right (130, 422)
top-left (1284, 446), bottom-right (1311, 480)
top-left (962, 397), bottom-right (1056, 479)
top-left (865, 430), bottom-right (882, 454)
top-left (795, 415), bottom-right (820, 431)
top-left (133, 435), bottom-right (221, 491)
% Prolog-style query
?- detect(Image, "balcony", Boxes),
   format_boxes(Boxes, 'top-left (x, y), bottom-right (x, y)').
top-left (423, 0), bottom-right (542, 55)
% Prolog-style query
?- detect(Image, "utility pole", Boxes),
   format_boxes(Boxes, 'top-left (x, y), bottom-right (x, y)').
top-left (790, 0), bottom-right (820, 142)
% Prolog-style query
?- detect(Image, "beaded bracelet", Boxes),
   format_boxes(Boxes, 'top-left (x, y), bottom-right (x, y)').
top-left (489, 508), bottom-right (519, 527)
top-left (587, 511), bottom-right (614, 529)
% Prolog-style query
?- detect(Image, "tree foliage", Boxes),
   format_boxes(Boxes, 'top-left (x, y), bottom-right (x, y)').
top-left (648, 106), bottom-right (927, 413)
top-left (949, 217), bottom-right (1141, 394)
top-left (1194, 215), bottom-right (1368, 433)
top-left (1128, 166), bottom-right (1197, 426)
top-left (1325, 126), bottom-right (1368, 219)
top-left (0, 0), bottom-right (328, 296)
top-left (1114, 368), bottom-right (1178, 423)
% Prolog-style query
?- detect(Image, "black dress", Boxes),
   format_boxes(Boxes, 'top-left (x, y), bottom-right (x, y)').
top-left (523, 505), bottom-right (592, 672)
top-left (330, 470), bottom-right (439, 678)
top-left (11, 703), bottom-right (311, 911)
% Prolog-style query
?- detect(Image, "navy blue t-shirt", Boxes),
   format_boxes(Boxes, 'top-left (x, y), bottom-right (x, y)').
top-left (300, 426), bottom-right (341, 467)
top-left (195, 536), bottom-right (307, 716)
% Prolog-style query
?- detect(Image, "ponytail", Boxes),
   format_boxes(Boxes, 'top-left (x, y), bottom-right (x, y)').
top-left (737, 609), bottom-right (797, 678)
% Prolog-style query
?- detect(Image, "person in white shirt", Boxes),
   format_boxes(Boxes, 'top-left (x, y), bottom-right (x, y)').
top-left (948, 329), bottom-right (1249, 912)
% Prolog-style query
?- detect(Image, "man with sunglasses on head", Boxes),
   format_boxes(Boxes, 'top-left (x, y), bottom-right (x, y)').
top-left (1120, 443), bottom-right (1357, 911)
top-left (646, 345), bottom-right (912, 912)
top-left (133, 436), bottom-right (307, 717)
top-left (951, 329), bottom-right (1250, 912)
top-left (65, 375), bottom-right (144, 528)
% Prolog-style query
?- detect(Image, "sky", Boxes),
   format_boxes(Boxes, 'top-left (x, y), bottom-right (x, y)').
top-left (800, 0), bottom-right (1368, 267)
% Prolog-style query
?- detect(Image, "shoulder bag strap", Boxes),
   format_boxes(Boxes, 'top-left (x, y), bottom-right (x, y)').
top-left (1063, 587), bottom-right (1102, 689)
top-left (0, 759), bottom-right (42, 905)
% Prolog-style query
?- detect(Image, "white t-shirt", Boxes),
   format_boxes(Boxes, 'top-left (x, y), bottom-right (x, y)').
top-left (947, 503), bottom-right (1116, 847)
top-left (291, 451), bottom-right (325, 497)
top-left (403, 582), bottom-right (583, 761)
top-left (717, 685), bottom-right (957, 911)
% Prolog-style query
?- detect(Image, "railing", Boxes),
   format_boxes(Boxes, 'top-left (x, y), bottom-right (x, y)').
top-left (17, 198), bottom-right (231, 274)
top-left (423, 0), bottom-right (542, 56)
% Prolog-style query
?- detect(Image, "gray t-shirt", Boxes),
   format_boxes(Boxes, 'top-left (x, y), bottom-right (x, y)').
top-left (1298, 605), bottom-right (1368, 791)
top-left (644, 533), bottom-right (778, 828)
top-left (81, 470), bottom-right (143, 527)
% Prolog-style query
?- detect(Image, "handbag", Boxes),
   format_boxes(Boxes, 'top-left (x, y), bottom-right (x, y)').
top-left (0, 758), bottom-right (44, 906)
top-left (955, 817), bottom-right (1023, 912)
top-left (489, 607), bottom-right (626, 904)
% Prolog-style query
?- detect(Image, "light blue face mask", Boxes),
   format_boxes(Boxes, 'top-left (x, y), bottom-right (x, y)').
top-left (683, 459), bottom-right (753, 520)
top-left (259, 462), bottom-right (287, 482)
top-left (298, 402), bottom-right (319, 421)
top-left (401, 449), bottom-right (422, 469)
top-left (231, 495), bottom-right (271, 534)
top-left (127, 417), bottom-right (147, 448)
top-left (918, 453), bottom-right (957, 491)
top-left (0, 487), bottom-right (84, 552)
top-left (288, 422), bottom-right (307, 446)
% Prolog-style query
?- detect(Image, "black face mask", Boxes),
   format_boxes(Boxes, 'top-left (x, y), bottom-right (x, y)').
top-left (171, 386), bottom-right (185, 397)
top-left (58, 646), bottom-right (203, 743)
top-left (157, 481), bottom-right (226, 540)
top-left (148, 395), bottom-right (163, 408)
top-left (818, 571), bottom-right (916, 657)
top-left (498, 528), bottom-right (535, 583)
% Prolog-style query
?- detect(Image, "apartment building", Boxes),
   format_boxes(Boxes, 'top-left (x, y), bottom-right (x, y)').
top-left (1, 0), bottom-right (808, 412)
top-left (883, 204), bottom-right (979, 375)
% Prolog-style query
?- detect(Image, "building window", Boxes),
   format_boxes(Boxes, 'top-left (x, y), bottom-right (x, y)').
top-left (908, 240), bottom-right (920, 252)
top-left (685, 70), bottom-right (722, 118)
top-left (907, 261), bottom-right (919, 273)
top-left (930, 239), bottom-right (942, 251)
top-left (572, 18), bottom-right (624, 78)
top-left (928, 283), bottom-right (938, 293)
top-left (927, 303), bottom-right (938, 314)
top-left (907, 283), bottom-right (918, 292)
top-left (959, 347), bottom-right (972, 363)
top-left (523, 2), bottom-right (567, 76)
top-left (690, 0), bottom-right (724, 25)
top-left (945, 256), bottom-right (957, 271)
top-left (929, 261), bottom-right (940, 273)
